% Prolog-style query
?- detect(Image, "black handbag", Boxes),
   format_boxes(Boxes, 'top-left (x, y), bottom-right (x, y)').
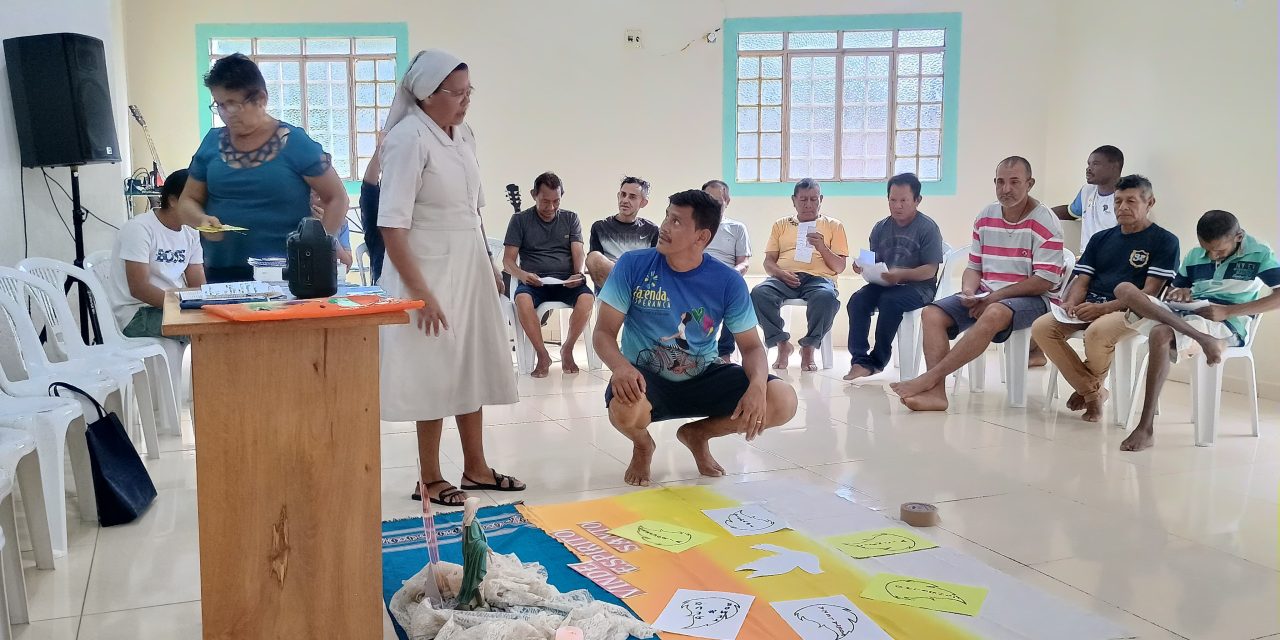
top-left (48, 382), bottom-right (157, 527)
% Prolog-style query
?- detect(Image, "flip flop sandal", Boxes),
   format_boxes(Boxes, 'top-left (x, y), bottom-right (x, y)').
top-left (412, 480), bottom-right (467, 507)
top-left (461, 468), bottom-right (526, 492)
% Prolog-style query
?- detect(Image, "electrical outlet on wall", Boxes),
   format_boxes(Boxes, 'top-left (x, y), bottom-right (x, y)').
top-left (625, 29), bottom-right (643, 49)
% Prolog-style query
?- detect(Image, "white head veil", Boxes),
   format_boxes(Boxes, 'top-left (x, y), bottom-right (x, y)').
top-left (383, 48), bottom-right (464, 132)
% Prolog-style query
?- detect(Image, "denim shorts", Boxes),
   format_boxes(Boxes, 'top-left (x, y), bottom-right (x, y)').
top-left (931, 293), bottom-right (1047, 344)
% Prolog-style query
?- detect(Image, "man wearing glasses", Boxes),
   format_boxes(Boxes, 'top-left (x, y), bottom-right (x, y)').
top-left (586, 176), bottom-right (659, 289)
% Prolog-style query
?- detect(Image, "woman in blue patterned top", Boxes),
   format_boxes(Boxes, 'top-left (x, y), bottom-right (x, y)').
top-left (180, 54), bottom-right (350, 282)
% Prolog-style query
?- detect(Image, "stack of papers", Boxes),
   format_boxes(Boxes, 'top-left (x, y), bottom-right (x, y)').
top-left (178, 281), bottom-right (284, 303)
top-left (856, 249), bottom-right (891, 286)
top-left (794, 221), bottom-right (818, 263)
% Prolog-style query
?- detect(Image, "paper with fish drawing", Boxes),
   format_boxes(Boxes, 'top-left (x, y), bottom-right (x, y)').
top-left (702, 504), bottom-right (789, 536)
top-left (771, 595), bottom-right (892, 640)
top-left (653, 589), bottom-right (754, 640)
top-left (609, 519), bottom-right (715, 553)
top-left (826, 527), bottom-right (938, 559)
top-left (860, 573), bottom-right (988, 616)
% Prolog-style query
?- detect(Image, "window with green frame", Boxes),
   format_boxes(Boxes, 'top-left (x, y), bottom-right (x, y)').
top-left (196, 24), bottom-right (409, 185)
top-left (723, 15), bottom-right (961, 197)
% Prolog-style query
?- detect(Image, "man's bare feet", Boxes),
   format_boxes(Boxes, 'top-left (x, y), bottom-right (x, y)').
top-left (560, 346), bottom-right (580, 374)
top-left (531, 351), bottom-right (552, 378)
top-left (1029, 346), bottom-right (1047, 368)
top-left (1066, 391), bottom-right (1085, 411)
top-left (677, 424), bottom-right (726, 477)
top-left (1200, 337), bottom-right (1228, 366)
top-left (1119, 427), bottom-right (1155, 451)
top-left (800, 345), bottom-right (818, 372)
top-left (843, 364), bottom-right (873, 381)
top-left (625, 432), bottom-right (656, 486)
top-left (1082, 389), bottom-right (1110, 423)
top-left (890, 374), bottom-right (936, 400)
top-left (901, 384), bottom-right (949, 411)
top-left (772, 341), bottom-right (794, 370)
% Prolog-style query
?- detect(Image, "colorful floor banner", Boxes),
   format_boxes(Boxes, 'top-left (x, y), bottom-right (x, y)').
top-left (520, 481), bottom-right (1135, 640)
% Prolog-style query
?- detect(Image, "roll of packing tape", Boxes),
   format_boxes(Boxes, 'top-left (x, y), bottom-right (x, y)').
top-left (900, 502), bottom-right (940, 527)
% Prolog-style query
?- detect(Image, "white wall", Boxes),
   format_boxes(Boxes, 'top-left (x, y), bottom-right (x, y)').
top-left (0, 0), bottom-right (133, 267)
top-left (1043, 0), bottom-right (1278, 393)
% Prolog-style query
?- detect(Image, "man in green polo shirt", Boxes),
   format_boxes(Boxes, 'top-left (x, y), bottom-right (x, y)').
top-left (1114, 209), bottom-right (1280, 451)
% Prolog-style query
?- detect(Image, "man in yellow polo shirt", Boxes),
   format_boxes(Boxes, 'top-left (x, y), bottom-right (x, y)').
top-left (751, 178), bottom-right (850, 371)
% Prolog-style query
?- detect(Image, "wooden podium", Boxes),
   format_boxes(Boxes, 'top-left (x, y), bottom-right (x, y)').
top-left (162, 293), bottom-right (408, 639)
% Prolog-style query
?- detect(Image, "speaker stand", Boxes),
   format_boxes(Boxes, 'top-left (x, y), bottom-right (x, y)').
top-left (68, 166), bottom-right (100, 345)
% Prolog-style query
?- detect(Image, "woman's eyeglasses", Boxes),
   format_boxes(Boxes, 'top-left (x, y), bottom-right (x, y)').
top-left (436, 85), bottom-right (476, 99)
top-left (208, 97), bottom-right (257, 115)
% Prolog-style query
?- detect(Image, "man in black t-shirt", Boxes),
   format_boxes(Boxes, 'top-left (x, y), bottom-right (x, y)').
top-left (586, 176), bottom-right (659, 289)
top-left (1031, 174), bottom-right (1179, 422)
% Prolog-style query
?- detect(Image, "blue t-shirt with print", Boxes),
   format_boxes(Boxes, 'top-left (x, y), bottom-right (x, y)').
top-left (599, 249), bottom-right (757, 381)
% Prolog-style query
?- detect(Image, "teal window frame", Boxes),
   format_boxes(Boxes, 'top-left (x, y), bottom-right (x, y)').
top-left (194, 22), bottom-right (410, 195)
top-left (722, 13), bottom-right (962, 197)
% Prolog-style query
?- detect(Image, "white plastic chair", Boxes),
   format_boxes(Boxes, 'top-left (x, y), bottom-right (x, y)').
top-left (965, 250), bottom-right (1076, 408)
top-left (0, 468), bottom-right (28, 634)
top-left (22, 257), bottom-right (179, 439)
top-left (891, 243), bottom-right (957, 380)
top-left (779, 299), bottom-right (834, 370)
top-left (486, 238), bottom-right (521, 366)
top-left (354, 242), bottom-right (371, 286)
top-left (513, 301), bottom-right (601, 375)
top-left (0, 289), bottom-right (126, 525)
top-left (0, 268), bottom-right (160, 458)
top-left (0, 428), bottom-right (52, 572)
top-left (1190, 315), bottom-right (1261, 446)
top-left (0, 393), bottom-right (82, 558)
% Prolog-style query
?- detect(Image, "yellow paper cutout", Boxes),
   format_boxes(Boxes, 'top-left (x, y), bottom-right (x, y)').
top-left (860, 573), bottom-right (988, 616)
top-left (610, 519), bottom-right (716, 553)
top-left (827, 527), bottom-right (939, 559)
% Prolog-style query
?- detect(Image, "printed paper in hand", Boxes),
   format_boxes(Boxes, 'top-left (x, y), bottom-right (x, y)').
top-left (861, 263), bottom-right (890, 286)
top-left (860, 573), bottom-right (988, 616)
top-left (827, 527), bottom-right (939, 559)
top-left (193, 224), bottom-right (248, 233)
top-left (1050, 303), bottom-right (1082, 324)
top-left (702, 504), bottom-right (789, 536)
top-left (653, 589), bottom-right (755, 640)
top-left (857, 249), bottom-right (877, 265)
top-left (538, 276), bottom-right (568, 285)
top-left (771, 595), bottom-right (892, 640)
top-left (794, 221), bottom-right (817, 263)
top-left (610, 520), bottom-right (716, 553)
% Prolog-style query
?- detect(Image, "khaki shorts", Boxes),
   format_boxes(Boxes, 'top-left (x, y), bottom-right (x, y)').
top-left (1124, 295), bottom-right (1238, 363)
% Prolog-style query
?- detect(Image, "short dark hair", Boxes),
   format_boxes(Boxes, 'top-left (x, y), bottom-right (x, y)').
top-left (1092, 145), bottom-right (1125, 169)
top-left (1114, 174), bottom-right (1153, 198)
top-left (669, 189), bottom-right (722, 243)
top-left (620, 176), bottom-right (650, 197)
top-left (159, 169), bottom-right (189, 210)
top-left (793, 178), bottom-right (822, 197)
top-left (998, 156), bottom-right (1033, 177)
top-left (204, 53), bottom-right (267, 98)
top-left (532, 172), bottom-right (564, 195)
top-left (701, 179), bottom-right (728, 191)
top-left (1197, 210), bottom-right (1241, 241)
top-left (886, 173), bottom-right (922, 200)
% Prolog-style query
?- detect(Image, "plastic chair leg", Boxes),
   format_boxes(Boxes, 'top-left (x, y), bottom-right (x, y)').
top-left (1005, 330), bottom-right (1030, 408)
top-left (1247, 354), bottom-right (1260, 437)
top-left (1193, 356), bottom-right (1223, 447)
top-left (0, 495), bottom-right (27, 625)
top-left (15, 454), bottom-right (52, 570)
top-left (820, 330), bottom-right (834, 370)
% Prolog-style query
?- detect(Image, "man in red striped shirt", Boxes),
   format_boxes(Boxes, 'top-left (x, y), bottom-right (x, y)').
top-left (891, 157), bottom-right (1066, 411)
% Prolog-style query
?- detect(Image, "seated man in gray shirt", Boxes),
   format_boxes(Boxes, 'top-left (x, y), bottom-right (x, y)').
top-left (703, 179), bottom-right (752, 358)
top-left (503, 172), bottom-right (594, 377)
top-left (586, 176), bottom-right (659, 289)
top-left (844, 173), bottom-right (946, 381)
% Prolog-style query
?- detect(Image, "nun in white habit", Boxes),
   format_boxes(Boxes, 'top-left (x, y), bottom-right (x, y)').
top-left (378, 49), bottom-right (524, 506)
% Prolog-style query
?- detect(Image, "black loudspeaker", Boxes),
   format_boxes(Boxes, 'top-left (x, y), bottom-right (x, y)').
top-left (3, 33), bottom-right (120, 168)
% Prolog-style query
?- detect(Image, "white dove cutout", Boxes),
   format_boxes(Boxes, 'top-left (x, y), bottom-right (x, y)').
top-left (736, 544), bottom-right (823, 578)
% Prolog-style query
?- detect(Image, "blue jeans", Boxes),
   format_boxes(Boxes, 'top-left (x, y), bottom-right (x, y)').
top-left (750, 274), bottom-right (840, 348)
top-left (846, 284), bottom-right (933, 372)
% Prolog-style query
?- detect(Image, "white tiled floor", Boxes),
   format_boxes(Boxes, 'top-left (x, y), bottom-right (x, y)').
top-left (11, 347), bottom-right (1279, 639)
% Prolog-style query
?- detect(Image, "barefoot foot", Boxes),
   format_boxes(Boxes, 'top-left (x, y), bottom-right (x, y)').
top-left (560, 346), bottom-right (580, 374)
top-left (1066, 391), bottom-right (1085, 411)
top-left (800, 346), bottom-right (818, 372)
top-left (890, 374), bottom-right (937, 400)
top-left (1200, 337), bottom-right (1228, 366)
top-left (624, 433), bottom-right (656, 486)
top-left (1029, 347), bottom-right (1047, 368)
top-left (1120, 427), bottom-right (1155, 451)
top-left (843, 364), bottom-right (873, 381)
top-left (901, 385), bottom-right (949, 411)
top-left (677, 424), bottom-right (726, 477)
top-left (772, 341), bottom-right (794, 370)
top-left (531, 350), bottom-right (552, 378)
top-left (1082, 389), bottom-right (1110, 423)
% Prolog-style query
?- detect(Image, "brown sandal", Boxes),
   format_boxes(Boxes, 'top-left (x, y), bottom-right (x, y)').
top-left (411, 480), bottom-right (467, 506)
